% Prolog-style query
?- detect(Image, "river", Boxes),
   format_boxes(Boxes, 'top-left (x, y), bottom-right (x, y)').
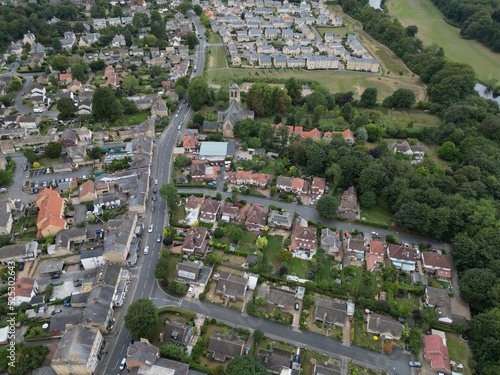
top-left (475, 83), bottom-right (500, 105)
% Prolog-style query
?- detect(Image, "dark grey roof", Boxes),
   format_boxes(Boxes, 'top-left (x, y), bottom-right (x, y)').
top-left (53, 325), bottom-right (101, 364)
top-left (82, 285), bottom-right (114, 325)
top-left (92, 264), bottom-right (121, 288)
top-left (128, 358), bottom-right (189, 375)
top-left (163, 321), bottom-right (194, 346)
top-left (257, 348), bottom-right (292, 374)
top-left (126, 339), bottom-right (159, 367)
top-left (215, 271), bottom-right (247, 299)
top-left (314, 299), bottom-right (347, 325)
top-left (49, 309), bottom-right (85, 335)
top-left (80, 248), bottom-right (104, 260)
top-left (208, 333), bottom-right (245, 362)
top-left (268, 287), bottom-right (296, 308)
top-left (70, 292), bottom-right (91, 305)
top-left (314, 363), bottom-right (342, 375)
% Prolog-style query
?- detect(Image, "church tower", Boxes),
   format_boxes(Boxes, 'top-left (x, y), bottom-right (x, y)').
top-left (229, 83), bottom-right (240, 103)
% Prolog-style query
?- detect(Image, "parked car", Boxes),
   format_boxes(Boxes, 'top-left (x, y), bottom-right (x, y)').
top-left (156, 234), bottom-right (162, 243)
top-left (42, 169), bottom-right (46, 174)
top-left (408, 362), bottom-right (422, 368)
top-left (179, 232), bottom-right (187, 237)
top-left (51, 309), bottom-right (62, 315)
top-left (294, 303), bottom-right (300, 311)
top-left (50, 274), bottom-right (60, 279)
top-left (148, 225), bottom-right (153, 233)
top-left (153, 188), bottom-right (157, 194)
top-left (152, 196), bottom-right (157, 201)
top-left (23, 164), bottom-right (28, 171)
top-left (119, 358), bottom-right (127, 370)
top-left (144, 246), bottom-right (149, 255)
top-left (0, 188), bottom-right (6, 193)
top-left (188, 285), bottom-right (194, 294)
top-left (155, 179), bottom-right (158, 185)
top-left (42, 181), bottom-right (47, 187)
top-left (173, 242), bottom-right (183, 246)
top-left (18, 262), bottom-right (25, 271)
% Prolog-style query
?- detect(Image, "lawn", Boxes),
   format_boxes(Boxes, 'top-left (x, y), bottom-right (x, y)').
top-left (352, 315), bottom-right (381, 351)
top-left (384, 109), bottom-right (442, 128)
top-left (446, 333), bottom-right (472, 375)
top-left (386, 0), bottom-right (500, 82)
top-left (422, 144), bottom-right (449, 169)
top-left (123, 111), bottom-right (149, 126)
top-left (207, 46), bottom-right (227, 70)
top-left (263, 235), bottom-right (311, 278)
top-left (207, 32), bottom-right (221, 43)
top-left (316, 26), bottom-right (349, 37)
top-left (38, 157), bottom-right (62, 167)
top-left (360, 205), bottom-right (394, 227)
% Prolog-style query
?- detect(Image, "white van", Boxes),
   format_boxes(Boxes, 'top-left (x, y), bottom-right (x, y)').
top-left (119, 358), bottom-right (126, 370)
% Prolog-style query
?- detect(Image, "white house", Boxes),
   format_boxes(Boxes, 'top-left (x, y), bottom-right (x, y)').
top-left (13, 277), bottom-right (39, 307)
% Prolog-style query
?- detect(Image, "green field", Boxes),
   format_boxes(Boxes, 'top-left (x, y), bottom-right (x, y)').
top-left (384, 109), bottom-right (442, 128)
top-left (386, 0), bottom-right (500, 82)
top-left (206, 67), bottom-right (426, 100)
top-left (207, 46), bottom-right (227, 70)
top-left (446, 333), bottom-right (472, 375)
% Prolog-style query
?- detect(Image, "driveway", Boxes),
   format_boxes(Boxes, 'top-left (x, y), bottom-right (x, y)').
top-left (74, 204), bottom-right (88, 226)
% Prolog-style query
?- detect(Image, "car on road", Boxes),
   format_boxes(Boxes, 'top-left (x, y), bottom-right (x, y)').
top-left (34, 108), bottom-right (43, 113)
top-left (50, 274), bottom-right (61, 279)
top-left (153, 188), bottom-right (157, 194)
top-left (51, 309), bottom-right (62, 315)
top-left (21, 91), bottom-right (24, 96)
top-left (175, 113), bottom-right (178, 118)
top-left (371, 231), bottom-right (379, 236)
top-left (151, 205), bottom-right (155, 213)
top-left (408, 362), bottom-right (422, 368)
top-left (188, 285), bottom-right (194, 294)
top-left (148, 224), bottom-right (154, 233)
top-left (177, 125), bottom-right (181, 130)
top-left (144, 246), bottom-right (149, 255)
top-left (0, 188), bottom-right (6, 193)
top-left (155, 179), bottom-right (158, 185)
top-left (119, 358), bottom-right (127, 370)
top-left (152, 196), bottom-right (157, 201)
top-left (156, 234), bottom-right (162, 243)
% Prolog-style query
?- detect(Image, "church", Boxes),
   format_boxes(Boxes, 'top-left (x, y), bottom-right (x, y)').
top-left (217, 83), bottom-right (255, 138)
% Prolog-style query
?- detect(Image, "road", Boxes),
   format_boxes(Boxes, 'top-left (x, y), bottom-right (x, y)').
top-left (177, 188), bottom-right (446, 249)
top-left (98, 12), bottom-right (415, 375)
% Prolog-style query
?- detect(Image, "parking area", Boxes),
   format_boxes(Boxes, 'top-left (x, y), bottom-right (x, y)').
top-left (24, 168), bottom-right (94, 194)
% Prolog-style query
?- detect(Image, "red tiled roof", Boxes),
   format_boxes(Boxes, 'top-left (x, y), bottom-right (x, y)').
top-left (79, 180), bottom-right (95, 199)
top-left (14, 277), bottom-right (36, 298)
top-left (370, 240), bottom-right (385, 255)
top-left (424, 335), bottom-right (451, 373)
top-left (36, 188), bottom-right (66, 236)
top-left (422, 252), bottom-right (452, 271)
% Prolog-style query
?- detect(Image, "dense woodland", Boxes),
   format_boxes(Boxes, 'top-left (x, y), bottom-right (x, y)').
top-left (331, 0), bottom-right (500, 372)
top-left (431, 0), bottom-right (500, 52)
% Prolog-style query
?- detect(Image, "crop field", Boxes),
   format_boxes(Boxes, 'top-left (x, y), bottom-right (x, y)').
top-left (386, 0), bottom-right (500, 82)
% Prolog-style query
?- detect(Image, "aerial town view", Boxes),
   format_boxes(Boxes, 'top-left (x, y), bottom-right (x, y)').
top-left (0, 0), bottom-right (499, 374)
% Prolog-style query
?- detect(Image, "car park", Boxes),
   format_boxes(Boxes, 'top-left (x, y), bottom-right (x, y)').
top-left (408, 362), bottom-right (422, 368)
top-left (148, 225), bottom-right (153, 233)
top-left (144, 246), bottom-right (149, 255)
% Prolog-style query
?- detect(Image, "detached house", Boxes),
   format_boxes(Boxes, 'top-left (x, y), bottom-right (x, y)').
top-left (320, 228), bottom-right (341, 259)
top-left (289, 217), bottom-right (317, 258)
top-left (424, 334), bottom-right (451, 374)
top-left (389, 140), bottom-right (425, 164)
top-left (215, 271), bottom-right (248, 300)
top-left (366, 313), bottom-right (403, 340)
top-left (79, 180), bottom-right (97, 203)
top-left (338, 186), bottom-right (359, 221)
top-left (387, 244), bottom-right (416, 271)
top-left (276, 176), bottom-right (308, 194)
top-left (244, 205), bottom-right (268, 232)
top-left (208, 333), bottom-right (245, 362)
top-left (314, 299), bottom-right (347, 327)
top-left (199, 198), bottom-right (221, 223)
top-left (425, 287), bottom-right (453, 324)
top-left (12, 277), bottom-right (39, 307)
top-left (311, 177), bottom-right (326, 198)
top-left (181, 227), bottom-right (208, 256)
top-left (421, 252), bottom-right (452, 281)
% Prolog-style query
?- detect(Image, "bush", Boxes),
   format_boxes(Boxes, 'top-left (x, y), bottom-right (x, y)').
top-left (166, 281), bottom-right (187, 296)
top-left (199, 292), bottom-right (206, 301)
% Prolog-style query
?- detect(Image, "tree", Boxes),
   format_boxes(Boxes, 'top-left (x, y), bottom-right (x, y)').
top-left (278, 249), bottom-right (293, 262)
top-left (92, 86), bottom-right (123, 121)
top-left (193, 4), bottom-right (203, 15)
top-left (88, 147), bottom-right (101, 160)
top-left (7, 76), bottom-right (22, 92)
top-left (421, 307), bottom-right (439, 331)
top-left (438, 141), bottom-right (459, 161)
top-left (359, 87), bottom-right (378, 107)
top-left (174, 155), bottom-right (192, 168)
top-left (121, 75), bottom-right (139, 91)
top-left (205, 252), bottom-right (223, 266)
top-left (360, 191), bottom-right (377, 208)
top-left (71, 60), bottom-right (89, 82)
top-left (253, 329), bottom-right (265, 343)
top-left (124, 299), bottom-right (158, 340)
top-left (8, 344), bottom-right (49, 375)
top-left (312, 105), bottom-right (324, 126)
top-left (89, 59), bottom-right (106, 71)
top-left (459, 268), bottom-right (497, 312)
top-left (256, 236), bottom-right (268, 250)
top-left (185, 32), bottom-right (199, 50)
top-left (51, 54), bottom-right (69, 72)
top-left (45, 142), bottom-right (62, 159)
top-left (155, 257), bottom-right (169, 279)
top-left (357, 128), bottom-right (368, 142)
top-left (382, 88), bottom-right (416, 108)
top-left (167, 281), bottom-right (186, 295)
top-left (57, 97), bottom-right (76, 118)
top-left (317, 195), bottom-right (339, 219)
top-left (285, 77), bottom-right (302, 105)
top-left (408, 328), bottom-right (422, 355)
top-left (160, 343), bottom-right (183, 360)
top-left (159, 184), bottom-right (179, 211)
top-left (226, 356), bottom-right (270, 375)
top-left (226, 225), bottom-right (244, 243)
top-left (341, 102), bottom-right (353, 123)
top-left (187, 76), bottom-right (209, 111)
top-left (192, 112), bottom-right (205, 126)
top-left (405, 25), bottom-right (418, 37)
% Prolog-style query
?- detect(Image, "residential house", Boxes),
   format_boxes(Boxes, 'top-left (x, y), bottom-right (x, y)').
top-left (346, 57), bottom-right (379, 72)
top-left (0, 241), bottom-right (38, 265)
top-left (126, 338), bottom-right (160, 370)
top-left (18, 115), bottom-right (40, 130)
top-left (346, 235), bottom-right (366, 262)
top-left (181, 227), bottom-right (208, 256)
top-left (79, 180), bottom-right (97, 203)
top-left (50, 325), bottom-right (104, 375)
top-left (79, 33), bottom-right (100, 47)
top-left (425, 287), bottom-right (453, 324)
top-left (67, 145), bottom-right (87, 163)
top-left (338, 186), bottom-right (359, 221)
top-left (12, 277), bottom-right (39, 307)
top-left (289, 217), bottom-right (317, 258)
top-left (93, 194), bottom-right (120, 215)
top-left (208, 333), bottom-right (245, 362)
top-left (325, 129), bottom-right (355, 145)
top-left (199, 198), bottom-right (221, 223)
top-left (7, 43), bottom-right (22, 56)
top-left (0, 199), bottom-right (18, 235)
top-left (59, 73), bottom-right (73, 85)
top-left (387, 244), bottom-right (416, 271)
top-left (220, 202), bottom-right (240, 223)
top-left (267, 209), bottom-right (294, 229)
top-left (276, 176), bottom-right (308, 194)
top-left (366, 240), bottom-right (385, 271)
top-left (103, 213), bottom-right (138, 265)
top-left (176, 260), bottom-right (205, 283)
top-left (23, 32), bottom-right (36, 46)
top-left (184, 195), bottom-right (204, 224)
top-left (35, 188), bottom-right (67, 238)
top-left (245, 205), bottom-right (269, 231)
top-left (68, 79), bottom-right (84, 93)
top-left (388, 140), bottom-right (425, 163)
top-left (423, 333), bottom-right (451, 374)
top-left (111, 34), bottom-right (126, 48)
top-left (78, 100), bottom-right (92, 115)
top-left (129, 359), bottom-right (189, 375)
top-left (300, 127), bottom-right (322, 141)
top-left (314, 299), bottom-right (347, 327)
top-left (59, 129), bottom-right (79, 147)
top-left (225, 171), bottom-right (273, 188)
top-left (182, 135), bottom-right (198, 152)
top-left (311, 177), bottom-right (326, 199)
top-left (61, 31), bottom-right (76, 49)
top-left (163, 321), bottom-right (194, 346)
top-left (256, 348), bottom-right (293, 375)
top-left (267, 286), bottom-right (297, 309)
top-left (320, 228), bottom-right (342, 259)
top-left (314, 363), bottom-right (342, 375)
top-left (215, 271), bottom-right (248, 300)
top-left (366, 313), bottom-right (403, 340)
top-left (421, 252), bottom-right (452, 281)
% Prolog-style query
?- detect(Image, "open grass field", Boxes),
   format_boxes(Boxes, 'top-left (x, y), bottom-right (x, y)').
top-left (386, 0), bottom-right (500, 82)
top-left (360, 205), bottom-right (394, 227)
top-left (207, 46), bottom-right (227, 70)
top-left (207, 32), bottom-right (221, 44)
top-left (383, 109), bottom-right (441, 128)
top-left (206, 67), bottom-right (426, 100)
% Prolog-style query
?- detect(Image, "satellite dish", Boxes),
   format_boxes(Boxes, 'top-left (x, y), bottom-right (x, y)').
top-left (42, 323), bottom-right (49, 329)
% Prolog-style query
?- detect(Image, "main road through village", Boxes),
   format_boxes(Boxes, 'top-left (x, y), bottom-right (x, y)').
top-left (96, 11), bottom-right (424, 375)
